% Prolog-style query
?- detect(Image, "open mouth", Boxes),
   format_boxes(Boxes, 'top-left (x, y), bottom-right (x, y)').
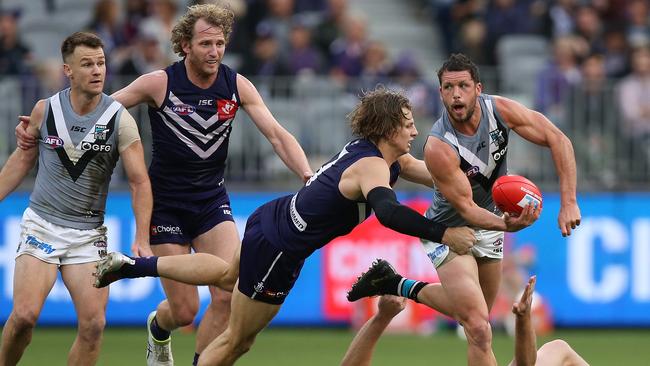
top-left (452, 104), bottom-right (464, 113)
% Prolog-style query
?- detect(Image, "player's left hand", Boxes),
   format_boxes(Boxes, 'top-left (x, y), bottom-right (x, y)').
top-left (377, 295), bottom-right (407, 319)
top-left (302, 171), bottom-right (314, 183)
top-left (512, 275), bottom-right (536, 317)
top-left (558, 201), bottom-right (581, 237)
top-left (131, 241), bottom-right (153, 257)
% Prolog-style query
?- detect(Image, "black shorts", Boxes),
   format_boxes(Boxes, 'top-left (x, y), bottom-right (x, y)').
top-left (149, 193), bottom-right (234, 245)
top-left (238, 209), bottom-right (304, 305)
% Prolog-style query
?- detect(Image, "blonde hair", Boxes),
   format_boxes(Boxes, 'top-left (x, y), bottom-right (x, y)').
top-left (171, 4), bottom-right (235, 57)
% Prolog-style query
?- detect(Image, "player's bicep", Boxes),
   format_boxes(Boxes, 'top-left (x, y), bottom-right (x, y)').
top-left (117, 110), bottom-right (142, 153)
top-left (238, 74), bottom-right (283, 139)
top-left (424, 139), bottom-right (474, 210)
top-left (112, 71), bottom-right (166, 108)
top-left (26, 100), bottom-right (46, 138)
top-left (495, 96), bottom-right (557, 147)
top-left (352, 157), bottom-right (392, 199)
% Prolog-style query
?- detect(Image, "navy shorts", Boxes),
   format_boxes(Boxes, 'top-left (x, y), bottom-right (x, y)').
top-left (150, 193), bottom-right (234, 245)
top-left (238, 209), bottom-right (305, 305)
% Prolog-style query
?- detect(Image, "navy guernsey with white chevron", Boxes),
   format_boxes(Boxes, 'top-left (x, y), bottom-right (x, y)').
top-left (259, 139), bottom-right (401, 259)
top-left (425, 94), bottom-right (510, 227)
top-left (148, 61), bottom-right (241, 200)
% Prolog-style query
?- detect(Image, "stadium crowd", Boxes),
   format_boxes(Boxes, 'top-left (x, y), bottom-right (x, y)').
top-left (1, 0), bottom-right (649, 187)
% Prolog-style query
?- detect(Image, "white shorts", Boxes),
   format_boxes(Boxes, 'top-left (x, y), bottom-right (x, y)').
top-left (422, 229), bottom-right (504, 268)
top-left (16, 208), bottom-right (108, 266)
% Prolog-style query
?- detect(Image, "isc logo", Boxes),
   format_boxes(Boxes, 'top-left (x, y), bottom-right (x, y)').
top-left (81, 141), bottom-right (112, 152)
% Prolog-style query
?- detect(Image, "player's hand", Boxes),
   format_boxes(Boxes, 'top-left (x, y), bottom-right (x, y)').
top-left (302, 171), bottom-right (314, 183)
top-left (504, 203), bottom-right (541, 232)
top-left (512, 275), bottom-right (536, 317)
top-left (131, 241), bottom-right (153, 258)
top-left (442, 226), bottom-right (477, 255)
top-left (16, 116), bottom-right (37, 150)
top-left (376, 295), bottom-right (407, 319)
top-left (558, 201), bottom-right (581, 237)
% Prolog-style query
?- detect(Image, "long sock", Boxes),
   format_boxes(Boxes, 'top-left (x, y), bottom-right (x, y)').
top-left (150, 315), bottom-right (171, 341)
top-left (193, 353), bottom-right (200, 366)
top-left (376, 274), bottom-right (429, 301)
top-left (121, 256), bottom-right (159, 278)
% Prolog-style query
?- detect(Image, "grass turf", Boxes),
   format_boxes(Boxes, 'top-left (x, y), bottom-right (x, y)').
top-left (9, 327), bottom-right (650, 365)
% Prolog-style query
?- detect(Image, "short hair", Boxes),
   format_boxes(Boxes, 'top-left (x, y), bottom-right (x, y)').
top-left (437, 53), bottom-right (480, 85)
top-left (348, 86), bottom-right (412, 141)
top-left (61, 32), bottom-right (104, 62)
top-left (171, 4), bottom-right (235, 58)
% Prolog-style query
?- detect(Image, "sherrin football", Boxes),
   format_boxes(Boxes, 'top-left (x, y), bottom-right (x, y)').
top-left (491, 175), bottom-right (542, 216)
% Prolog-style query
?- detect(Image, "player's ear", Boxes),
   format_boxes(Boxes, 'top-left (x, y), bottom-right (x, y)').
top-left (476, 82), bottom-right (483, 94)
top-left (63, 63), bottom-right (72, 78)
top-left (181, 39), bottom-right (192, 55)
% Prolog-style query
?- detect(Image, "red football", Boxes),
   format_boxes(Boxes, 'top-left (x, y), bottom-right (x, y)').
top-left (491, 175), bottom-right (543, 216)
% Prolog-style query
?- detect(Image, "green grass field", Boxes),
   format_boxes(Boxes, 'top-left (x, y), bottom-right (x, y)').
top-left (9, 327), bottom-right (650, 365)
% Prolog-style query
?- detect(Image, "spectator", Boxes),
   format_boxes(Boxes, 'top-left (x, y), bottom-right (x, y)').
top-left (602, 28), bottom-right (629, 78)
top-left (574, 5), bottom-right (605, 53)
top-left (139, 0), bottom-right (179, 64)
top-left (286, 17), bottom-right (323, 76)
top-left (239, 24), bottom-right (290, 97)
top-left (484, 0), bottom-right (535, 64)
top-left (329, 14), bottom-right (368, 82)
top-left (388, 52), bottom-right (438, 118)
top-left (117, 29), bottom-right (167, 82)
top-left (545, 0), bottom-right (577, 38)
top-left (122, 0), bottom-right (151, 45)
top-left (256, 0), bottom-right (295, 57)
top-left (535, 36), bottom-right (583, 127)
top-left (355, 40), bottom-right (391, 91)
top-left (85, 0), bottom-right (129, 69)
top-left (625, 0), bottom-right (650, 48)
top-left (0, 8), bottom-right (32, 77)
top-left (617, 46), bottom-right (650, 177)
top-left (313, 0), bottom-right (348, 58)
top-left (457, 17), bottom-right (488, 66)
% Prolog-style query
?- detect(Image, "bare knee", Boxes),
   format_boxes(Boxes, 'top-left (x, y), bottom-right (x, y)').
top-left (77, 316), bottom-right (106, 344)
top-left (10, 308), bottom-right (39, 332)
top-left (169, 303), bottom-right (198, 327)
top-left (458, 312), bottom-right (492, 350)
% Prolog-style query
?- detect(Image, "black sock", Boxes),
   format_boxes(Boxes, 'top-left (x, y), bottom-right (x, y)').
top-left (149, 315), bottom-right (171, 341)
top-left (121, 256), bottom-right (159, 278)
top-left (193, 353), bottom-right (200, 366)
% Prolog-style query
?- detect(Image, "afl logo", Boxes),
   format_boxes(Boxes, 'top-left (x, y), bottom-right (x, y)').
top-left (172, 104), bottom-right (195, 115)
top-left (466, 165), bottom-right (480, 177)
top-left (44, 136), bottom-right (64, 148)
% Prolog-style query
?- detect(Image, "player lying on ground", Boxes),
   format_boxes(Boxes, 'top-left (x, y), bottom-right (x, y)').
top-left (343, 273), bottom-right (588, 366)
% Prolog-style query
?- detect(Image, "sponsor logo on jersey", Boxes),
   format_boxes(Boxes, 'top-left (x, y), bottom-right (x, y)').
top-left (81, 141), bottom-right (113, 152)
top-left (493, 237), bottom-right (503, 247)
top-left (44, 135), bottom-right (64, 148)
top-left (172, 104), bottom-right (196, 115)
top-left (150, 225), bottom-right (183, 236)
top-left (219, 204), bottom-right (232, 216)
top-left (427, 244), bottom-right (448, 263)
top-left (25, 235), bottom-right (56, 254)
top-left (217, 99), bottom-right (238, 119)
top-left (71, 125), bottom-right (86, 132)
top-left (466, 165), bottom-right (480, 177)
top-left (198, 99), bottom-right (214, 106)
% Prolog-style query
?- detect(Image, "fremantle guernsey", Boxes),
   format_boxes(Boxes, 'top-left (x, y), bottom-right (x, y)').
top-left (425, 94), bottom-right (510, 227)
top-left (259, 139), bottom-right (401, 259)
top-left (29, 89), bottom-right (127, 230)
top-left (148, 61), bottom-right (241, 201)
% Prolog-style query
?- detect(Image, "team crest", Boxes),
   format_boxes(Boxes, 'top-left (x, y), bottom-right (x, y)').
top-left (93, 125), bottom-right (110, 141)
top-left (489, 129), bottom-right (505, 146)
top-left (217, 99), bottom-right (238, 119)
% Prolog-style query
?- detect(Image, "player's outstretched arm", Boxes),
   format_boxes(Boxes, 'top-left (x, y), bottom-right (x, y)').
top-left (494, 96), bottom-right (580, 237)
top-left (396, 153), bottom-right (434, 187)
top-left (509, 275), bottom-right (538, 366)
top-left (111, 70), bottom-right (168, 109)
top-left (1, 100), bottom-right (43, 199)
top-left (349, 157), bottom-right (476, 254)
top-left (340, 295), bottom-right (406, 366)
top-left (237, 74), bottom-right (313, 182)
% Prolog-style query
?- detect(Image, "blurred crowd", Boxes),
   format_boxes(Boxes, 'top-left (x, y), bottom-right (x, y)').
top-left (1, 0), bottom-right (649, 185)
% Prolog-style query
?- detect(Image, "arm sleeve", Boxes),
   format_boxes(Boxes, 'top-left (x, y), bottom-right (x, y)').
top-left (366, 187), bottom-right (447, 243)
top-left (117, 109), bottom-right (141, 153)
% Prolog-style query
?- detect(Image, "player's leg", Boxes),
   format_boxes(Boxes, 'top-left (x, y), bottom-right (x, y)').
top-left (437, 254), bottom-right (497, 366)
top-left (191, 220), bottom-right (240, 357)
top-left (473, 230), bottom-right (505, 311)
top-left (197, 286), bottom-right (281, 366)
top-left (0, 255), bottom-right (58, 365)
top-left (535, 339), bottom-right (589, 366)
top-left (61, 262), bottom-right (109, 365)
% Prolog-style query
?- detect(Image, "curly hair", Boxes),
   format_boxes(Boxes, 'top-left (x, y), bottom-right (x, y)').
top-left (171, 4), bottom-right (235, 58)
top-left (348, 86), bottom-right (412, 142)
top-left (437, 53), bottom-right (481, 85)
